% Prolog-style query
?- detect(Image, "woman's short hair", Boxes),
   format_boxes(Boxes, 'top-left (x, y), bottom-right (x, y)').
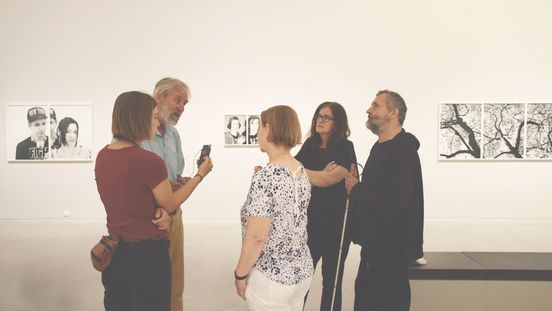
top-left (260, 105), bottom-right (301, 148)
top-left (307, 101), bottom-right (350, 149)
top-left (112, 91), bottom-right (157, 142)
top-left (226, 116), bottom-right (241, 130)
top-left (57, 117), bottom-right (79, 146)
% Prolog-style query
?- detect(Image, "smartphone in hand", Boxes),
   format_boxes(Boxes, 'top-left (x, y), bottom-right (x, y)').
top-left (197, 144), bottom-right (211, 167)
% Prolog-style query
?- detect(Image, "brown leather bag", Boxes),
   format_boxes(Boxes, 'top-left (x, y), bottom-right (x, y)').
top-left (90, 236), bottom-right (119, 271)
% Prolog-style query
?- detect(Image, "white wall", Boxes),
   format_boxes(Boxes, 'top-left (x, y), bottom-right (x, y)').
top-left (0, 0), bottom-right (551, 220)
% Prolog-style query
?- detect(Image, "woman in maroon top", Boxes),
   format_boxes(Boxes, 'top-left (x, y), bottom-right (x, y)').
top-left (95, 91), bottom-right (213, 311)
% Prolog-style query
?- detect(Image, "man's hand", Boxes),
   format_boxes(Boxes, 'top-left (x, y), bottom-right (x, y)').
top-left (350, 163), bottom-right (359, 178)
top-left (345, 173), bottom-right (359, 195)
top-left (152, 208), bottom-right (170, 231)
top-left (253, 165), bottom-right (262, 173)
top-left (235, 279), bottom-right (247, 300)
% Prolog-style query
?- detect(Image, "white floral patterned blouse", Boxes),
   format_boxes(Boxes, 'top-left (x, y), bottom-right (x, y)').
top-left (241, 163), bottom-right (313, 285)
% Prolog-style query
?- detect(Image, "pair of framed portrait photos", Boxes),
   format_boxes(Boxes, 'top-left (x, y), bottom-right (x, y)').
top-left (5, 104), bottom-right (92, 162)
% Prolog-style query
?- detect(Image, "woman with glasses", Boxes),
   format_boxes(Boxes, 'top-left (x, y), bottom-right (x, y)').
top-left (295, 101), bottom-right (357, 311)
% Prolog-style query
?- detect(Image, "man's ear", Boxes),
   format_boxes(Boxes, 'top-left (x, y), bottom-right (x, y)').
top-left (154, 92), bottom-right (165, 103)
top-left (390, 107), bottom-right (399, 120)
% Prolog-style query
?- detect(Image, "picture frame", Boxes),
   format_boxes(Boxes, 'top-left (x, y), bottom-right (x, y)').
top-left (224, 114), bottom-right (260, 147)
top-left (439, 103), bottom-right (552, 160)
top-left (5, 103), bottom-right (93, 162)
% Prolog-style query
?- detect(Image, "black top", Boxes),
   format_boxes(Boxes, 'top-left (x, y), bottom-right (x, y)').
top-left (15, 136), bottom-right (50, 160)
top-left (349, 129), bottom-right (424, 267)
top-left (295, 138), bottom-right (357, 227)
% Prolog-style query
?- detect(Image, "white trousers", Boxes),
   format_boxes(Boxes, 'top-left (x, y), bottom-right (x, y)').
top-left (245, 268), bottom-right (312, 311)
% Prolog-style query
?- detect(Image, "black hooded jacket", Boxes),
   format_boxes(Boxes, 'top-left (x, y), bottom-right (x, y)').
top-left (349, 129), bottom-right (424, 267)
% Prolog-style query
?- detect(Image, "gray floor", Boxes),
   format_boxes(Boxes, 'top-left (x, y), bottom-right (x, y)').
top-left (1, 219), bottom-right (551, 311)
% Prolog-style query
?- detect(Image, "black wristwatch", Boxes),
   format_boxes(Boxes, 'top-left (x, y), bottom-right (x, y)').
top-left (234, 270), bottom-right (248, 280)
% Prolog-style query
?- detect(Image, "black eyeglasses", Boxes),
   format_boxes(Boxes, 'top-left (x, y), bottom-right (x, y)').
top-left (316, 114), bottom-right (334, 122)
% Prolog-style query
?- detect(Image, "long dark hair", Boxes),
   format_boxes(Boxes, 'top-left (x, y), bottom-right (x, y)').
top-left (307, 101), bottom-right (350, 149)
top-left (58, 117), bottom-right (79, 146)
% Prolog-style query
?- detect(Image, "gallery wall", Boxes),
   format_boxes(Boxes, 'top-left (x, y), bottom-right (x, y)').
top-left (0, 0), bottom-right (551, 220)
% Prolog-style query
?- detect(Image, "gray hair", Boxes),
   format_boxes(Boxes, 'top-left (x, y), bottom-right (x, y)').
top-left (377, 89), bottom-right (407, 125)
top-left (153, 77), bottom-right (190, 99)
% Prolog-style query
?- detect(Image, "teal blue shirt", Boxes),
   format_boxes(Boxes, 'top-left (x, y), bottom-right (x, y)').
top-left (141, 125), bottom-right (185, 182)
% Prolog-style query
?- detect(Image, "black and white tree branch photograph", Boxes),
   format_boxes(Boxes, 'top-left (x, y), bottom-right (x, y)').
top-left (482, 103), bottom-right (525, 159)
top-left (526, 103), bottom-right (552, 159)
top-left (439, 103), bottom-right (482, 159)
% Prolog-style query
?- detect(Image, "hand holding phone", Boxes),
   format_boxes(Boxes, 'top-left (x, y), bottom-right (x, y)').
top-left (197, 144), bottom-right (211, 167)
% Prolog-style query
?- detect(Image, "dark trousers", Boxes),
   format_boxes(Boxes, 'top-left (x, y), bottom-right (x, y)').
top-left (306, 223), bottom-right (351, 311)
top-left (354, 256), bottom-right (411, 311)
top-left (102, 239), bottom-right (171, 311)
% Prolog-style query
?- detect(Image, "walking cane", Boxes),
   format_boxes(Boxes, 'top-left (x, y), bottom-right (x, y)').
top-left (330, 162), bottom-right (359, 311)
top-left (329, 196), bottom-right (350, 311)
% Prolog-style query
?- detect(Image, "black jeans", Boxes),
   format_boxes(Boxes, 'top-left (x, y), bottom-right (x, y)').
top-left (306, 222), bottom-right (351, 311)
top-left (354, 256), bottom-right (410, 311)
top-left (102, 239), bottom-right (171, 311)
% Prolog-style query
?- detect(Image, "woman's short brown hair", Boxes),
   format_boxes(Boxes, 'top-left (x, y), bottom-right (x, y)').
top-left (112, 91), bottom-right (157, 142)
top-left (260, 105), bottom-right (302, 148)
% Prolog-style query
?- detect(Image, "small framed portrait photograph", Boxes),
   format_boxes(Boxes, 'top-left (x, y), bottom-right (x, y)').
top-left (246, 115), bottom-right (260, 145)
top-left (224, 115), bottom-right (247, 146)
top-left (224, 114), bottom-right (261, 147)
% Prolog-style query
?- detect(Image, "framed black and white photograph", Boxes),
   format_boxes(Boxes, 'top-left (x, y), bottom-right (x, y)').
top-left (5, 104), bottom-right (93, 162)
top-left (439, 103), bottom-right (483, 159)
top-left (224, 114), bottom-right (261, 147)
top-left (482, 103), bottom-right (525, 159)
top-left (439, 102), bottom-right (552, 161)
top-left (246, 115), bottom-right (260, 145)
top-left (224, 115), bottom-right (247, 146)
top-left (525, 103), bottom-right (552, 159)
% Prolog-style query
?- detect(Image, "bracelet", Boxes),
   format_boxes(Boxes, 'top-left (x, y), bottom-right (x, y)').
top-left (234, 270), bottom-right (248, 280)
top-left (194, 173), bottom-right (204, 182)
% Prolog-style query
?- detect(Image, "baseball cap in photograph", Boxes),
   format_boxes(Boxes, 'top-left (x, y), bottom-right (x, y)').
top-left (27, 107), bottom-right (47, 123)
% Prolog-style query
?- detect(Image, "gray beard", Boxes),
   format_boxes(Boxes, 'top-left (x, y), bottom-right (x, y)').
top-left (165, 117), bottom-right (177, 127)
top-left (158, 109), bottom-right (179, 127)
top-left (366, 120), bottom-right (380, 135)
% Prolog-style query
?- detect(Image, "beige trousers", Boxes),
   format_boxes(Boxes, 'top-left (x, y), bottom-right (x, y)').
top-left (169, 208), bottom-right (184, 311)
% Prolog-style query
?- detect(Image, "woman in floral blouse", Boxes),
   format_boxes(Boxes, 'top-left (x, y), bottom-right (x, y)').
top-left (234, 105), bottom-right (313, 310)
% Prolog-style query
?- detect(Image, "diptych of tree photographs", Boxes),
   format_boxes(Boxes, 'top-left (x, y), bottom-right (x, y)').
top-left (439, 103), bottom-right (552, 160)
